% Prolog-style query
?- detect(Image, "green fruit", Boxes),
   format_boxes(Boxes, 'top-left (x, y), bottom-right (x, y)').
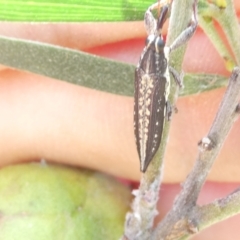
top-left (0, 163), bottom-right (131, 240)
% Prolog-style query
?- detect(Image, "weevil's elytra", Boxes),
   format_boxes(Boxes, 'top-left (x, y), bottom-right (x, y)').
top-left (134, 0), bottom-right (198, 172)
top-left (134, 5), bottom-right (170, 172)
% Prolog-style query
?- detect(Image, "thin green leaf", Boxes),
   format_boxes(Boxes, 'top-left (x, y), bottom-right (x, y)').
top-left (182, 73), bottom-right (227, 96)
top-left (0, 0), bottom-right (153, 22)
top-left (198, 0), bottom-right (239, 71)
top-left (0, 35), bottom-right (227, 97)
top-left (0, 35), bottom-right (134, 96)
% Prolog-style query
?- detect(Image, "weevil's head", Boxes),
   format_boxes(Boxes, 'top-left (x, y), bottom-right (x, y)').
top-left (145, 35), bottom-right (165, 53)
top-left (144, 3), bottom-right (168, 53)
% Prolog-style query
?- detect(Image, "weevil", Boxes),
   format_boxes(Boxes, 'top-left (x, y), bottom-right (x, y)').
top-left (134, 0), bottom-right (198, 172)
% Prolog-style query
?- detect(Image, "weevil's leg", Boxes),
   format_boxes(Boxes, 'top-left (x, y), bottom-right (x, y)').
top-left (165, 101), bottom-right (172, 121)
top-left (173, 106), bottom-right (178, 114)
top-left (169, 0), bottom-right (198, 53)
top-left (166, 101), bottom-right (178, 121)
top-left (169, 66), bottom-right (184, 88)
top-left (144, 5), bottom-right (157, 35)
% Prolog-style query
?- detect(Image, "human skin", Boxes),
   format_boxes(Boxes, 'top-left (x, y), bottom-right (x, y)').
top-left (0, 1), bottom-right (240, 238)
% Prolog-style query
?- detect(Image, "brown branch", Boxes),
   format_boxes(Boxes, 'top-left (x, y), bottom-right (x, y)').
top-left (153, 67), bottom-right (240, 239)
top-left (194, 187), bottom-right (240, 231)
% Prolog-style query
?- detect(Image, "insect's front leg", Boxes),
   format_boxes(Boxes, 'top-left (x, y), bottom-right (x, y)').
top-left (167, 1), bottom-right (198, 91)
top-left (169, 0), bottom-right (198, 53)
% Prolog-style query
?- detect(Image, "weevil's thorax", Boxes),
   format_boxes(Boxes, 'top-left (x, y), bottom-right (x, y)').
top-left (139, 34), bottom-right (167, 76)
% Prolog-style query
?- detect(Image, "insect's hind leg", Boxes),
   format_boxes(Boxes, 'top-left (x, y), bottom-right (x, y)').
top-left (169, 0), bottom-right (198, 53)
top-left (167, 66), bottom-right (185, 120)
top-left (165, 99), bottom-right (179, 121)
top-left (169, 66), bottom-right (184, 88)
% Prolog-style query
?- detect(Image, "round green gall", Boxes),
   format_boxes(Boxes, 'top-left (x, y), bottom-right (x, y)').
top-left (0, 162), bottom-right (132, 240)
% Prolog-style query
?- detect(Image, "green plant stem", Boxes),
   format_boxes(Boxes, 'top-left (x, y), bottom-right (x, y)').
top-left (198, 14), bottom-right (234, 71)
top-left (123, 0), bottom-right (198, 239)
top-left (214, 0), bottom-right (240, 65)
top-left (198, 0), bottom-right (240, 70)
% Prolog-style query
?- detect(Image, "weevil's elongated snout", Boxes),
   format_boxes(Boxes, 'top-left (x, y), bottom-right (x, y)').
top-left (157, 5), bottom-right (169, 31)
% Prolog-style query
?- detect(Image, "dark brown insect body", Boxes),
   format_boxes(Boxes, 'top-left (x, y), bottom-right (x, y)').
top-left (134, 6), bottom-right (170, 172)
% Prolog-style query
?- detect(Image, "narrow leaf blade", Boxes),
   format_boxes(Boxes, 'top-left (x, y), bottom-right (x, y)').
top-left (0, 0), bottom-right (153, 22)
